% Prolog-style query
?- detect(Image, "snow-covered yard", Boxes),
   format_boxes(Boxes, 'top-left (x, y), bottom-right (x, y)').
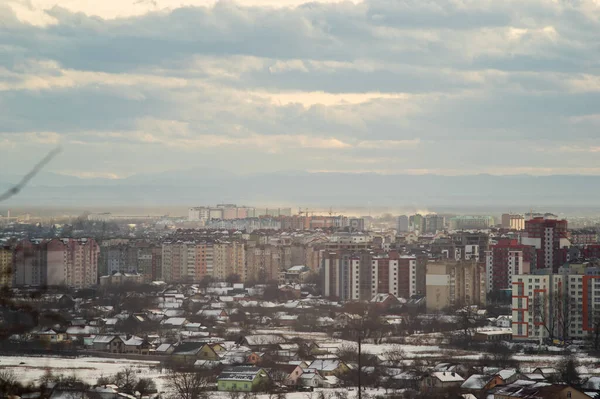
top-left (0, 356), bottom-right (165, 388)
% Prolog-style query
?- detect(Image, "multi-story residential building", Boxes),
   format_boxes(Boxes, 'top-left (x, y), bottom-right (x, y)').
top-left (425, 260), bottom-right (486, 311)
top-left (485, 239), bottom-right (535, 293)
top-left (569, 229), bottom-right (598, 245)
top-left (424, 214), bottom-right (445, 233)
top-left (47, 238), bottom-right (100, 288)
top-left (14, 240), bottom-right (47, 286)
top-left (397, 215), bottom-right (409, 233)
top-left (521, 217), bottom-right (570, 271)
top-left (512, 263), bottom-right (600, 341)
top-left (290, 243), bottom-right (322, 272)
top-left (213, 241), bottom-right (245, 281)
top-left (161, 240), bottom-right (217, 282)
top-left (409, 214), bottom-right (425, 233)
top-left (321, 250), bottom-right (425, 302)
top-left (448, 215), bottom-right (494, 230)
top-left (348, 218), bottom-right (365, 232)
top-left (321, 251), bottom-right (354, 301)
top-left (14, 239), bottom-right (99, 288)
top-left (370, 254), bottom-right (400, 298)
top-left (245, 243), bottom-right (286, 282)
top-left (0, 246), bottom-right (12, 287)
top-left (501, 214), bottom-right (525, 230)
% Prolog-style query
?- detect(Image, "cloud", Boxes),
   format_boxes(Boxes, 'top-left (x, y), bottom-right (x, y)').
top-left (0, 0), bottom-right (599, 178)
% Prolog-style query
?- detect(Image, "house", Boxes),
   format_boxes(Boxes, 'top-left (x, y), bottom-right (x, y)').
top-left (92, 335), bottom-right (124, 353)
top-left (370, 293), bottom-right (401, 309)
top-left (154, 343), bottom-right (174, 355)
top-left (160, 317), bottom-right (188, 328)
top-left (422, 372), bottom-right (465, 392)
top-left (196, 309), bottom-right (228, 320)
top-left (390, 370), bottom-right (423, 390)
top-left (434, 363), bottom-right (470, 377)
top-left (123, 336), bottom-right (151, 355)
top-left (299, 370), bottom-right (325, 388)
top-left (217, 366), bottom-right (271, 392)
top-left (323, 375), bottom-right (341, 388)
top-left (247, 352), bottom-right (271, 365)
top-left (461, 374), bottom-right (504, 393)
top-left (306, 360), bottom-right (349, 376)
top-left (66, 325), bottom-right (99, 341)
top-left (493, 381), bottom-right (590, 399)
top-left (474, 330), bottom-right (513, 342)
top-left (532, 368), bottom-right (559, 380)
top-left (240, 334), bottom-right (287, 351)
top-left (194, 359), bottom-right (223, 370)
top-left (281, 364), bottom-right (304, 386)
top-left (33, 329), bottom-right (66, 343)
top-left (171, 342), bottom-right (222, 364)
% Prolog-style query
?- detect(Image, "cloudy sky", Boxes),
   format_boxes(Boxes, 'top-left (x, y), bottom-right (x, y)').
top-left (1, 0), bottom-right (600, 179)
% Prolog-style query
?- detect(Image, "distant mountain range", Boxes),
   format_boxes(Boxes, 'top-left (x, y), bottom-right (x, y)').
top-left (1, 170), bottom-right (599, 212)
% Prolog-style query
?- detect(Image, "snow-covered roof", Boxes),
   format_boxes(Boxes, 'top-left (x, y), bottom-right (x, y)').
top-left (432, 372), bottom-right (465, 383)
top-left (461, 374), bottom-right (491, 389)
top-left (308, 360), bottom-right (343, 372)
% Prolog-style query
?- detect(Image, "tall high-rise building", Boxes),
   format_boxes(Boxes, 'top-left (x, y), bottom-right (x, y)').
top-left (425, 260), bottom-right (486, 311)
top-left (14, 239), bottom-right (99, 288)
top-left (501, 214), bottom-right (525, 230)
top-left (485, 239), bottom-right (535, 293)
top-left (409, 214), bottom-right (424, 233)
top-left (512, 264), bottom-right (600, 341)
top-left (161, 240), bottom-right (217, 282)
top-left (245, 243), bottom-right (287, 283)
top-left (522, 217), bottom-right (569, 271)
top-left (321, 250), bottom-right (424, 301)
top-left (0, 246), bottom-right (12, 287)
top-left (424, 214), bottom-right (445, 233)
top-left (214, 241), bottom-right (245, 281)
top-left (397, 215), bottom-right (409, 233)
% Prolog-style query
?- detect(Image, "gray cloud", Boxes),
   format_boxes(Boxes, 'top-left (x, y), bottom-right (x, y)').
top-left (0, 0), bottom-right (599, 177)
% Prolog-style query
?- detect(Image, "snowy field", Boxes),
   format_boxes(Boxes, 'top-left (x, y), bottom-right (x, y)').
top-left (0, 356), bottom-right (165, 388)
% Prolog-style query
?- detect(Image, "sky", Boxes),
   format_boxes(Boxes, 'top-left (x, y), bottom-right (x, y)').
top-left (1, 0), bottom-right (600, 179)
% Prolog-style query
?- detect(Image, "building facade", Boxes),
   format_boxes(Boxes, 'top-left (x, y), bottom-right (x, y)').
top-left (485, 239), bottom-right (535, 293)
top-left (521, 217), bottom-right (569, 272)
top-left (425, 260), bottom-right (486, 311)
top-left (512, 264), bottom-right (600, 341)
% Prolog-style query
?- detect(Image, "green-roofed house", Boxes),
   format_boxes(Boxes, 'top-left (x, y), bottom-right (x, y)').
top-left (217, 366), bottom-right (271, 392)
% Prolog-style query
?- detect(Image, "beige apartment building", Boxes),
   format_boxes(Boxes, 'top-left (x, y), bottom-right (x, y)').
top-left (426, 260), bottom-right (486, 311)
top-left (213, 241), bottom-right (246, 281)
top-left (246, 243), bottom-right (291, 283)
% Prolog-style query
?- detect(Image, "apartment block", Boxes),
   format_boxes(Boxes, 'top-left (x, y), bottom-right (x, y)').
top-left (521, 217), bottom-right (569, 272)
top-left (245, 243), bottom-right (287, 283)
top-left (425, 260), bottom-right (486, 311)
top-left (512, 264), bottom-right (600, 341)
top-left (14, 238), bottom-right (99, 288)
top-left (213, 241), bottom-right (245, 281)
top-left (0, 246), bottom-right (12, 287)
top-left (501, 213), bottom-right (525, 230)
top-left (485, 239), bottom-right (535, 293)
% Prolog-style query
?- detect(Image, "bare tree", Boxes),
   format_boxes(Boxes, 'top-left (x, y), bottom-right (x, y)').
top-left (383, 344), bottom-right (406, 365)
top-left (533, 290), bottom-right (572, 343)
top-left (587, 309), bottom-right (600, 351)
top-left (165, 370), bottom-right (210, 399)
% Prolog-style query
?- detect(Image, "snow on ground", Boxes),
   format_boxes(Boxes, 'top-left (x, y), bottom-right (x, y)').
top-left (0, 356), bottom-right (165, 389)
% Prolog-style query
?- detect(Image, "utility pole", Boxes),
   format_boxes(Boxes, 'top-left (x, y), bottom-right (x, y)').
top-left (357, 329), bottom-right (362, 399)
